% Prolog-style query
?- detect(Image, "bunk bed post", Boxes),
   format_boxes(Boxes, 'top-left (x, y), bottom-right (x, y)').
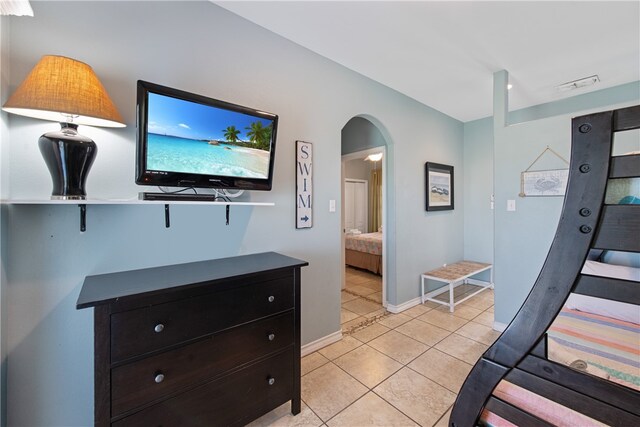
top-left (450, 106), bottom-right (640, 427)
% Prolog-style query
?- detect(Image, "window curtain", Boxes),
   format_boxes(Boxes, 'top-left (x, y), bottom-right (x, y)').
top-left (369, 168), bottom-right (382, 232)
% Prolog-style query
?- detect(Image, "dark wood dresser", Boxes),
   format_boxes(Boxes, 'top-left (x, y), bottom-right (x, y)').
top-left (77, 252), bottom-right (308, 427)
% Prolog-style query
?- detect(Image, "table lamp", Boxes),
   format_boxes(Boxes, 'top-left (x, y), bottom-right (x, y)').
top-left (2, 55), bottom-right (125, 199)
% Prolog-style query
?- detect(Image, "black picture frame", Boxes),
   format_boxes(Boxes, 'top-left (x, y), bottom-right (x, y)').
top-left (425, 162), bottom-right (454, 211)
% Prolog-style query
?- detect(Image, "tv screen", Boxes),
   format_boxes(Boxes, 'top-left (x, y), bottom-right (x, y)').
top-left (136, 80), bottom-right (278, 191)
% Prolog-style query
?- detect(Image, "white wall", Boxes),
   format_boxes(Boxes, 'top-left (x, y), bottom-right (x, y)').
top-left (3, 2), bottom-right (464, 425)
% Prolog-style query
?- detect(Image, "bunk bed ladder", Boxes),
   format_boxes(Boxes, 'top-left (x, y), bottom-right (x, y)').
top-left (450, 105), bottom-right (640, 426)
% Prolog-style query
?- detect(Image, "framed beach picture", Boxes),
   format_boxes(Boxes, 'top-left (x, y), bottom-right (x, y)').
top-left (425, 162), bottom-right (454, 211)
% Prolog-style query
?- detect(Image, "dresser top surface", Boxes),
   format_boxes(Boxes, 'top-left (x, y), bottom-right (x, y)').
top-left (76, 252), bottom-right (308, 309)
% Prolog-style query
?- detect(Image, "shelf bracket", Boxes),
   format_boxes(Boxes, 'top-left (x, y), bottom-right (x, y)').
top-left (79, 204), bottom-right (87, 232)
top-left (165, 204), bottom-right (170, 228)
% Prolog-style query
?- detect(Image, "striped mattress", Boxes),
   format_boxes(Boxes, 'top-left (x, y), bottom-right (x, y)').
top-left (547, 307), bottom-right (640, 391)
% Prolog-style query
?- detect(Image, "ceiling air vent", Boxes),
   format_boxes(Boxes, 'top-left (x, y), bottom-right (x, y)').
top-left (556, 75), bottom-right (600, 92)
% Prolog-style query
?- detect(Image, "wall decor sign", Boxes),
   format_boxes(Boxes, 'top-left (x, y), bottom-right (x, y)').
top-left (519, 145), bottom-right (570, 197)
top-left (425, 162), bottom-right (454, 211)
top-left (296, 141), bottom-right (313, 228)
top-left (520, 169), bottom-right (569, 197)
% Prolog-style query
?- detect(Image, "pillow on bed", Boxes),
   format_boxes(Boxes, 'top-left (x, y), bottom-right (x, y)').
top-left (565, 293), bottom-right (640, 324)
top-left (619, 195), bottom-right (640, 204)
top-left (581, 260), bottom-right (640, 282)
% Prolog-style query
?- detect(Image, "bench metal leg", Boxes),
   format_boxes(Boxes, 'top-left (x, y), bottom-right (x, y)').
top-left (449, 283), bottom-right (454, 312)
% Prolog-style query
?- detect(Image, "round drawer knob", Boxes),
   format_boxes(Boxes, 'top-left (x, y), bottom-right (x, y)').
top-left (154, 324), bottom-right (164, 333)
top-left (155, 373), bottom-right (165, 384)
top-left (268, 333), bottom-right (275, 341)
top-left (268, 295), bottom-right (275, 303)
top-left (268, 377), bottom-right (275, 386)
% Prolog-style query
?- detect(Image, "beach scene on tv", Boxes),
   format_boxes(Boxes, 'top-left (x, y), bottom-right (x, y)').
top-left (146, 92), bottom-right (274, 179)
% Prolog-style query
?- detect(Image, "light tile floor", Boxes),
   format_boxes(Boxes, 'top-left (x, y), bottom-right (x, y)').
top-left (340, 267), bottom-right (385, 332)
top-left (249, 267), bottom-right (499, 427)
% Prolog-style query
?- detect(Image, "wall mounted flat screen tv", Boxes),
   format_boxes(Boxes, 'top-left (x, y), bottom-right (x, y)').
top-left (136, 80), bottom-right (278, 191)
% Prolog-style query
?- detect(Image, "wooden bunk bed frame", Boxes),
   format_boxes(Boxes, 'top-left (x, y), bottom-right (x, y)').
top-left (451, 105), bottom-right (640, 426)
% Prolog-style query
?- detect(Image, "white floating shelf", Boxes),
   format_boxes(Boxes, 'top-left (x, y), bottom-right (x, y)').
top-left (2, 199), bottom-right (274, 206)
top-left (1, 198), bottom-right (274, 231)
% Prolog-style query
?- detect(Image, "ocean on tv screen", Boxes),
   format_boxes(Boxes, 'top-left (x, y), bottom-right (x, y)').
top-left (147, 134), bottom-right (270, 178)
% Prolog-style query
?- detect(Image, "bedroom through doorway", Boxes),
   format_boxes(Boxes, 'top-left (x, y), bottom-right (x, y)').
top-left (341, 147), bottom-right (386, 332)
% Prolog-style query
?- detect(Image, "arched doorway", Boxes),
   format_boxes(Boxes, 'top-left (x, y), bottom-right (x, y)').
top-left (340, 116), bottom-right (392, 332)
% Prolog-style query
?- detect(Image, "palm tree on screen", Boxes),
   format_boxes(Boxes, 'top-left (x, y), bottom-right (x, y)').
top-left (246, 122), bottom-right (272, 150)
top-left (223, 126), bottom-right (241, 143)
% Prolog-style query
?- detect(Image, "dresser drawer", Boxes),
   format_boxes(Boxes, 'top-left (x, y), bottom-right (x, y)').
top-left (111, 311), bottom-right (294, 417)
top-left (111, 275), bottom-right (293, 362)
top-left (112, 348), bottom-right (294, 427)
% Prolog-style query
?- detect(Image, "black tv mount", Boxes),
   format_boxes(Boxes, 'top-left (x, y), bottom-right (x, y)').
top-left (139, 193), bottom-right (232, 228)
top-left (140, 192), bottom-right (222, 202)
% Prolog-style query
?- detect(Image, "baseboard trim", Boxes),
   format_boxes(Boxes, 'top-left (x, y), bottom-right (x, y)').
top-left (493, 321), bottom-right (507, 332)
top-left (386, 296), bottom-right (421, 314)
top-left (466, 278), bottom-right (494, 288)
top-left (301, 330), bottom-right (342, 357)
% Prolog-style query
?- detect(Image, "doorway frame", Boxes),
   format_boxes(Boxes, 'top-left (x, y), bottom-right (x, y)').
top-left (341, 146), bottom-right (387, 308)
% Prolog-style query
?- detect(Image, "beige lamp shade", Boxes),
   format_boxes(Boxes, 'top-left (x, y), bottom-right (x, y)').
top-left (2, 55), bottom-right (125, 128)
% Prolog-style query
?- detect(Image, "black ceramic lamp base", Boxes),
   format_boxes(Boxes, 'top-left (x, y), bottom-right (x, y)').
top-left (38, 123), bottom-right (97, 200)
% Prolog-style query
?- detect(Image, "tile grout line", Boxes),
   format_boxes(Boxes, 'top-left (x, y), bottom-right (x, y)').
top-left (342, 287), bottom-right (383, 304)
top-left (350, 327), bottom-right (431, 365)
top-left (370, 388), bottom-right (426, 427)
top-left (340, 299), bottom-right (495, 366)
top-left (301, 355), bottom-right (332, 378)
top-left (387, 316), bottom-right (490, 372)
top-left (432, 404), bottom-right (454, 427)
top-left (342, 310), bottom-right (392, 336)
top-left (327, 348), bottom-right (435, 427)
top-left (299, 396), bottom-right (325, 427)
top-left (404, 364), bottom-right (467, 396)
top-left (328, 322), bottom-right (461, 425)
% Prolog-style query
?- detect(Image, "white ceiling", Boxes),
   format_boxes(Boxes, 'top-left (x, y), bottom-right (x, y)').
top-left (214, 1), bottom-right (640, 122)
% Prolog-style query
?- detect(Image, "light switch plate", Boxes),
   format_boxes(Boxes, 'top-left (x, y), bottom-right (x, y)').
top-left (507, 199), bottom-right (516, 211)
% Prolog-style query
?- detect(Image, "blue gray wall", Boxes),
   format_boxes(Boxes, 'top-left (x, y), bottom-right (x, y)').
top-left (342, 117), bottom-right (387, 155)
top-left (2, 2), bottom-right (464, 425)
top-left (463, 79), bottom-right (640, 326)
top-left (463, 117), bottom-right (493, 264)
